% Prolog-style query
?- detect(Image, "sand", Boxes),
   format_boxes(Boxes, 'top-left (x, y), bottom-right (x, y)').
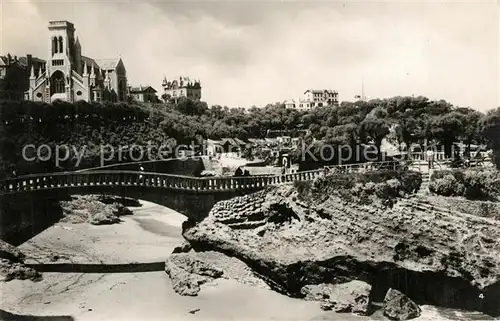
top-left (0, 201), bottom-right (494, 321)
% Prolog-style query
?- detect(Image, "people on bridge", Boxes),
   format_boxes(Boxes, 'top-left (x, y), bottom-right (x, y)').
top-left (234, 167), bottom-right (243, 177)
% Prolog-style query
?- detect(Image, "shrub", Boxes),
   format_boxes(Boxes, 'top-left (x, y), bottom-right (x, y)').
top-left (294, 180), bottom-right (311, 197)
top-left (303, 169), bottom-right (422, 205)
top-left (399, 171), bottom-right (423, 194)
top-left (364, 182), bottom-right (376, 194)
top-left (429, 169), bottom-right (500, 200)
top-left (429, 174), bottom-right (465, 197)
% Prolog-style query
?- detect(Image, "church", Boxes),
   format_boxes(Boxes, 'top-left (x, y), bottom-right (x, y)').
top-left (26, 20), bottom-right (128, 103)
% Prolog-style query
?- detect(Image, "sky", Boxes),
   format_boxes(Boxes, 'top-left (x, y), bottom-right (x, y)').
top-left (1, 0), bottom-right (499, 111)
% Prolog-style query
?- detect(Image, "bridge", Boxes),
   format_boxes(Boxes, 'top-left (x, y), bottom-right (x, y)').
top-left (0, 169), bottom-right (324, 220)
top-left (0, 159), bottom-right (423, 223)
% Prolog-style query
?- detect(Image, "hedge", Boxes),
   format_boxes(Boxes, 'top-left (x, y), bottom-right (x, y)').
top-left (295, 169), bottom-right (422, 205)
top-left (429, 169), bottom-right (500, 200)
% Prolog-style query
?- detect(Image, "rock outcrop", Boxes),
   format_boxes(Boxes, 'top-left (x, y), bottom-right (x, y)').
top-left (301, 280), bottom-right (371, 314)
top-left (165, 251), bottom-right (270, 296)
top-left (183, 183), bottom-right (500, 316)
top-left (165, 253), bottom-right (223, 296)
top-left (383, 288), bottom-right (421, 320)
top-left (59, 195), bottom-right (133, 225)
top-left (0, 240), bottom-right (41, 282)
top-left (172, 241), bottom-right (192, 254)
top-left (0, 239), bottom-right (24, 262)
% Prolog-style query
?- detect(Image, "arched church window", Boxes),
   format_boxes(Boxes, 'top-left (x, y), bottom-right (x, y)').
top-left (53, 37), bottom-right (58, 54)
top-left (58, 36), bottom-right (63, 53)
top-left (50, 70), bottom-right (65, 94)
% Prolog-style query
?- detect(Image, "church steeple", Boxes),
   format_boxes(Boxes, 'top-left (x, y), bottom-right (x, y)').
top-left (90, 65), bottom-right (95, 78)
top-left (83, 61), bottom-right (88, 76)
top-left (30, 65), bottom-right (35, 79)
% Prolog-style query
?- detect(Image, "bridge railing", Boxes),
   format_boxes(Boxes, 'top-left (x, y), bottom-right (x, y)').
top-left (0, 169), bottom-right (327, 195)
top-left (0, 160), bottom-right (410, 195)
top-left (323, 160), bottom-right (406, 172)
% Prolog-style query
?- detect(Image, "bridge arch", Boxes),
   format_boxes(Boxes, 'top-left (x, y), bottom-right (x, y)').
top-left (0, 170), bottom-right (323, 220)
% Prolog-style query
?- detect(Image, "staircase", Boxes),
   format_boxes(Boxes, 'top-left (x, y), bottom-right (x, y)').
top-left (417, 171), bottom-right (431, 196)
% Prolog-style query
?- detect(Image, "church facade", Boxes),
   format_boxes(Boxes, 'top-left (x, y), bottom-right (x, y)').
top-left (26, 20), bottom-right (128, 103)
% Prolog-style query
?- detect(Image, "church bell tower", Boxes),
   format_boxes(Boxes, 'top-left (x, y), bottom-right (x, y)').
top-left (46, 21), bottom-right (76, 102)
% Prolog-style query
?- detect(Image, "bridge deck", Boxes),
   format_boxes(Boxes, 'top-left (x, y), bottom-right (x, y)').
top-left (0, 160), bottom-right (409, 195)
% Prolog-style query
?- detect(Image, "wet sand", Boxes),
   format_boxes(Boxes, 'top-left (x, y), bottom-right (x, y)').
top-left (0, 201), bottom-right (495, 321)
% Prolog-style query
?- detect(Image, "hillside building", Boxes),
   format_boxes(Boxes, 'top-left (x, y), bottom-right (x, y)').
top-left (284, 89), bottom-right (339, 110)
top-left (129, 85), bottom-right (158, 103)
top-left (162, 76), bottom-right (201, 102)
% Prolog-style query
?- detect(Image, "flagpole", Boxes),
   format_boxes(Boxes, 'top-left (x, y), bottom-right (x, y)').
top-left (361, 79), bottom-right (364, 101)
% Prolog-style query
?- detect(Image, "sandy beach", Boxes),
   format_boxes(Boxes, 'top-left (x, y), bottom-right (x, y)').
top-left (0, 201), bottom-right (495, 321)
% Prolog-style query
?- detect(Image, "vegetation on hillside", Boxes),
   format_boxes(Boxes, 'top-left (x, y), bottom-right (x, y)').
top-left (0, 96), bottom-right (498, 179)
top-left (295, 170), bottom-right (422, 206)
top-left (429, 169), bottom-right (500, 200)
top-left (478, 107), bottom-right (500, 169)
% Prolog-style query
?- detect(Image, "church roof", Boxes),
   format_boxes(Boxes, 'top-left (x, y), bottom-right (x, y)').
top-left (0, 56), bottom-right (8, 67)
top-left (95, 58), bottom-right (120, 70)
top-left (81, 56), bottom-right (100, 70)
top-left (18, 56), bottom-right (46, 67)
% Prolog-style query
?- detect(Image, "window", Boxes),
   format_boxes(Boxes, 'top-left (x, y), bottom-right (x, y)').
top-left (76, 90), bottom-right (82, 96)
top-left (36, 92), bottom-right (43, 98)
top-left (58, 36), bottom-right (63, 53)
top-left (50, 70), bottom-right (65, 94)
top-left (53, 37), bottom-right (58, 54)
top-left (52, 60), bottom-right (64, 66)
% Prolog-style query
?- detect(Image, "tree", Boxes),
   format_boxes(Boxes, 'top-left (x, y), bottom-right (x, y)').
top-left (359, 116), bottom-right (390, 159)
top-left (325, 123), bottom-right (358, 147)
top-left (478, 107), bottom-right (500, 169)
top-left (455, 107), bottom-right (484, 154)
top-left (429, 112), bottom-right (465, 157)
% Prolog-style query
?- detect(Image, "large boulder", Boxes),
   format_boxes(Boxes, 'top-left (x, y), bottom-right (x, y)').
top-left (301, 280), bottom-right (371, 315)
top-left (383, 288), bottom-right (421, 320)
top-left (0, 240), bottom-right (24, 262)
top-left (172, 240), bottom-right (192, 254)
top-left (183, 182), bottom-right (500, 316)
top-left (0, 258), bottom-right (42, 282)
top-left (165, 253), bottom-right (223, 296)
top-left (0, 240), bottom-right (41, 282)
top-left (59, 195), bottom-right (132, 225)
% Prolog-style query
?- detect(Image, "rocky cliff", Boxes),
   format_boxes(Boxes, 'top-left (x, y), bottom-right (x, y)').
top-left (182, 180), bottom-right (500, 316)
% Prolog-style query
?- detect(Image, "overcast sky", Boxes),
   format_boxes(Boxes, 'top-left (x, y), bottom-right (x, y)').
top-left (1, 0), bottom-right (499, 111)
